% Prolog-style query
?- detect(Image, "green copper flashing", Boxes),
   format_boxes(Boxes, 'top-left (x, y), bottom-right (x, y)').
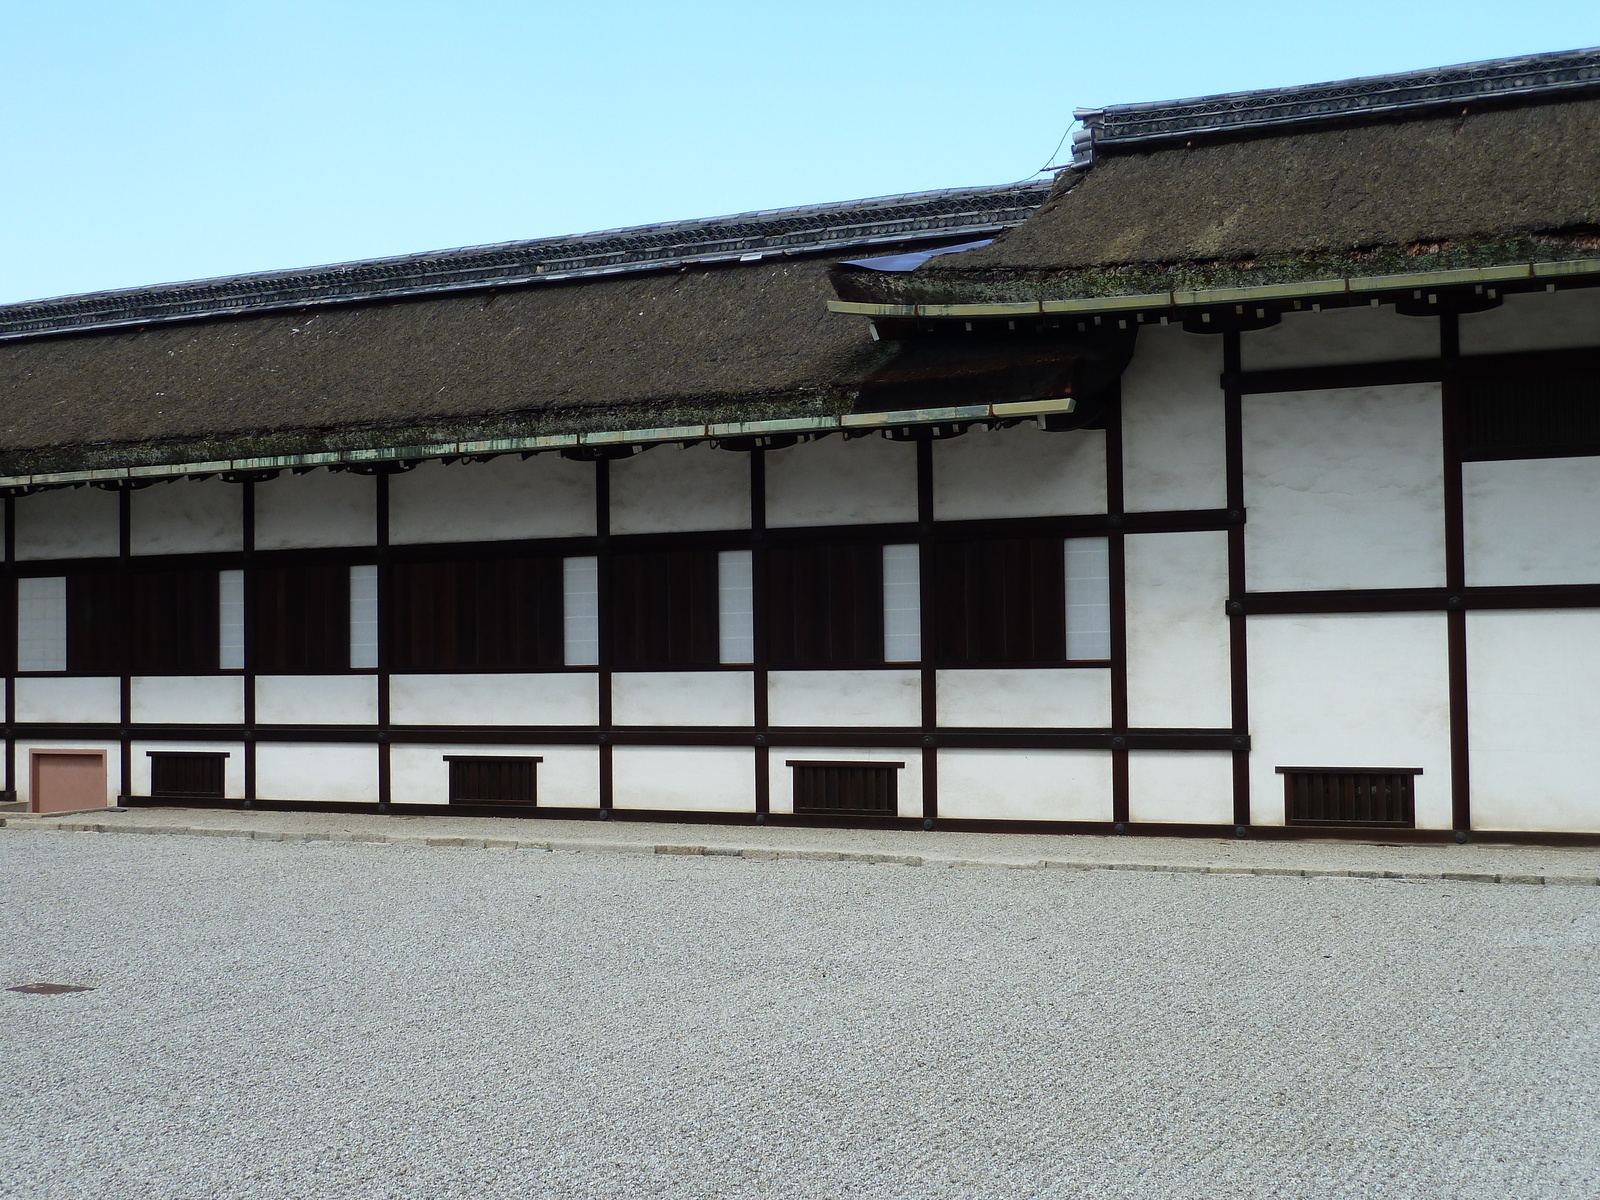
top-left (0, 398), bottom-right (1075, 490)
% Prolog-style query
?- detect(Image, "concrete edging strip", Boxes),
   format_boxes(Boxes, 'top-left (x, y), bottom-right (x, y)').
top-left (4, 816), bottom-right (1599, 887)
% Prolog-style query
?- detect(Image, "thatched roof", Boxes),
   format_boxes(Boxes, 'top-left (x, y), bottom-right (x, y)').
top-left (836, 51), bottom-right (1600, 308)
top-left (0, 183), bottom-right (1051, 477)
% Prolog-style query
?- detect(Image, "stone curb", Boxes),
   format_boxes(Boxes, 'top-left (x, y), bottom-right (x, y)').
top-left (4, 817), bottom-right (1600, 888)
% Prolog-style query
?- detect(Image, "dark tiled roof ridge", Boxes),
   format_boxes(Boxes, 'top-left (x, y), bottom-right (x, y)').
top-left (0, 178), bottom-right (1052, 343)
top-left (1071, 45), bottom-right (1600, 164)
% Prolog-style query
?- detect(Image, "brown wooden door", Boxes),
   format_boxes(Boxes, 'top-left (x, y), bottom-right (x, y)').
top-left (31, 751), bottom-right (107, 814)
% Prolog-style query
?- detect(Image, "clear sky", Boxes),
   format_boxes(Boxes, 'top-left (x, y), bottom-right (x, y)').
top-left (3, 1), bottom-right (1598, 305)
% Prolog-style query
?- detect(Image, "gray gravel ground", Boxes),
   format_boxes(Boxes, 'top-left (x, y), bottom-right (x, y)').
top-left (2, 830), bottom-right (1598, 1200)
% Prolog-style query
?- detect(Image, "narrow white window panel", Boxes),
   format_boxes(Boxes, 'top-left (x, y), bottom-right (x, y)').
top-left (17, 576), bottom-right (66, 672)
top-left (563, 556), bottom-right (600, 666)
top-left (882, 544), bottom-right (921, 662)
top-left (349, 564), bottom-right (379, 669)
top-left (218, 569), bottom-right (245, 670)
top-left (1064, 537), bottom-right (1112, 661)
top-left (718, 549), bottom-right (754, 664)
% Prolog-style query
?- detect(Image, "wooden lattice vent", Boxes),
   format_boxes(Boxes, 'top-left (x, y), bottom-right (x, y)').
top-left (1279, 767), bottom-right (1420, 828)
top-left (788, 761), bottom-right (902, 818)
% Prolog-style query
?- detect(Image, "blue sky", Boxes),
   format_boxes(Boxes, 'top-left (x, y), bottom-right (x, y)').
top-left (3, 1), bottom-right (1598, 304)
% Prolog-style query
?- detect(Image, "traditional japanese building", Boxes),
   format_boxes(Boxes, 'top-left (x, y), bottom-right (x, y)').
top-left (3, 48), bottom-right (1598, 841)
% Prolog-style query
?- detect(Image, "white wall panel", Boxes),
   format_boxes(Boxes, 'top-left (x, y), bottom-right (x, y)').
top-left (255, 675), bottom-right (378, 725)
top-left (130, 741), bottom-right (245, 799)
top-left (937, 749), bottom-right (1111, 822)
top-left (14, 740), bottom-right (121, 808)
top-left (610, 443), bottom-right (749, 535)
top-left (765, 435), bottom-right (917, 528)
top-left (768, 670), bottom-right (920, 727)
top-left (389, 454), bottom-right (595, 545)
top-left (388, 673), bottom-right (598, 726)
top-left (770, 747), bottom-right (921, 817)
top-left (1241, 305), bottom-right (1438, 369)
top-left (130, 479), bottom-right (242, 555)
top-left (612, 746), bottom-right (754, 812)
top-left (256, 743), bottom-right (378, 803)
top-left (15, 677), bottom-right (120, 724)
top-left (130, 676), bottom-right (245, 725)
top-left (254, 471), bottom-right (375, 549)
top-left (1125, 531), bottom-right (1232, 728)
top-left (1246, 614), bottom-right (1452, 828)
top-left (1128, 751), bottom-right (1234, 825)
top-left (612, 671), bottom-right (754, 727)
top-left (1467, 610), bottom-right (1600, 832)
top-left (933, 424), bottom-right (1105, 520)
top-left (388, 743), bottom-right (600, 808)
top-left (1461, 287), bottom-right (1600, 355)
top-left (1120, 324), bottom-right (1228, 512)
top-left (1244, 384), bottom-right (1445, 590)
top-left (936, 669), bottom-right (1110, 728)
top-left (15, 488), bottom-right (119, 560)
top-left (1464, 456), bottom-right (1600, 586)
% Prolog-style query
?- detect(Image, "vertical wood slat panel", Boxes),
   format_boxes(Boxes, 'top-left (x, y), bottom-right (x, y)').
top-left (148, 752), bottom-right (226, 798)
top-left (1283, 769), bottom-right (1416, 827)
top-left (789, 761), bottom-right (899, 816)
top-left (129, 570), bottom-right (220, 674)
top-left (65, 572), bottom-right (123, 673)
top-left (934, 537), bottom-right (1065, 664)
top-left (610, 549), bottom-right (718, 667)
top-left (766, 544), bottom-right (883, 666)
top-left (447, 757), bottom-right (538, 804)
top-left (251, 564), bottom-right (350, 672)
top-left (389, 557), bottom-right (562, 670)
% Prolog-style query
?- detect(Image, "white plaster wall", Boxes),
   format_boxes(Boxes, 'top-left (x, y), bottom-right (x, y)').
top-left (936, 669), bottom-right (1111, 728)
top-left (388, 743), bottom-right (600, 808)
top-left (254, 470), bottom-right (376, 549)
top-left (765, 435), bottom-right (917, 528)
top-left (769, 746), bottom-right (922, 817)
top-left (1464, 457), bottom-right (1600, 586)
top-left (388, 673), bottom-right (599, 726)
top-left (1246, 614), bottom-right (1452, 828)
top-left (130, 479), bottom-right (242, 556)
top-left (130, 676), bottom-right (245, 724)
top-left (1243, 384), bottom-right (1446, 591)
top-left (15, 488), bottom-right (119, 560)
top-left (389, 454), bottom-right (596, 545)
top-left (1467, 610), bottom-right (1600, 832)
top-left (1120, 324), bottom-right (1228, 512)
top-left (1461, 287), bottom-right (1600, 355)
top-left (1241, 305), bottom-right (1439, 370)
top-left (937, 749), bottom-right (1111, 822)
top-left (15, 677), bottom-right (120, 724)
top-left (255, 743), bottom-right (379, 803)
top-left (129, 741), bottom-right (245, 799)
top-left (1128, 751), bottom-right (1234, 824)
top-left (610, 443), bottom-right (750, 535)
top-left (14, 740), bottom-right (121, 808)
top-left (1125, 531), bottom-right (1232, 728)
top-left (612, 672), bottom-right (754, 726)
top-left (932, 424), bottom-right (1105, 520)
top-left (612, 746), bottom-right (754, 812)
top-left (255, 675), bottom-right (378, 725)
top-left (768, 670), bottom-right (920, 727)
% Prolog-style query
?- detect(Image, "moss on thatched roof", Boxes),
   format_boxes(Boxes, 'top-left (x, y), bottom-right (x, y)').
top-left (840, 96), bottom-right (1600, 307)
top-left (0, 256), bottom-right (900, 477)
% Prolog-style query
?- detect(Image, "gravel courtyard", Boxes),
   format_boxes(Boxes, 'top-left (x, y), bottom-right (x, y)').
top-left (3, 830), bottom-right (1598, 1200)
